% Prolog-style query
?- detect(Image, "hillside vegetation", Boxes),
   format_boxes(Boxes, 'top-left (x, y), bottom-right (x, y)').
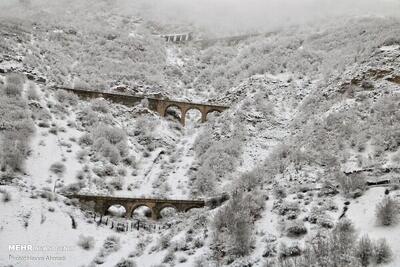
top-left (1, 1), bottom-right (400, 266)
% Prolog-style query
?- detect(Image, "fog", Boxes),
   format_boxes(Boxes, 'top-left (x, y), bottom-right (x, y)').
top-left (128, 0), bottom-right (400, 34)
top-left (1, 0), bottom-right (399, 35)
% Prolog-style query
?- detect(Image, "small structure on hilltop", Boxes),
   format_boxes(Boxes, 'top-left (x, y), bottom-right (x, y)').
top-left (160, 32), bottom-right (193, 43)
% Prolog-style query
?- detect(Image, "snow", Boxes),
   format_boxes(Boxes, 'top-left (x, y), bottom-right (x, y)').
top-left (347, 187), bottom-right (400, 266)
top-left (1, 11), bottom-right (400, 267)
top-left (166, 47), bottom-right (184, 67)
top-left (0, 185), bottom-right (183, 267)
top-left (380, 45), bottom-right (400, 51)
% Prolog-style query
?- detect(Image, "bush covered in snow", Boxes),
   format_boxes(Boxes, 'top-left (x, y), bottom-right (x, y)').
top-left (78, 235), bottom-right (95, 250)
top-left (2, 73), bottom-right (24, 97)
top-left (90, 99), bottom-right (109, 113)
top-left (55, 90), bottom-right (78, 106)
top-left (355, 235), bottom-right (373, 267)
top-left (212, 191), bottom-right (253, 263)
top-left (0, 75), bottom-right (34, 173)
top-left (1, 190), bottom-right (11, 202)
top-left (49, 162), bottom-right (66, 176)
top-left (285, 220), bottom-right (307, 237)
top-left (115, 258), bottom-right (137, 267)
top-left (374, 238), bottom-right (392, 264)
top-left (26, 82), bottom-right (39, 100)
top-left (192, 135), bottom-right (243, 196)
top-left (376, 196), bottom-right (399, 226)
top-left (102, 235), bottom-right (120, 254)
top-left (281, 219), bottom-right (395, 267)
top-left (336, 173), bottom-right (366, 197)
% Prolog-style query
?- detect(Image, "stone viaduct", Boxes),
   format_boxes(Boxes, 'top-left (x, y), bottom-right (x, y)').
top-left (68, 194), bottom-right (205, 220)
top-left (55, 87), bottom-right (228, 126)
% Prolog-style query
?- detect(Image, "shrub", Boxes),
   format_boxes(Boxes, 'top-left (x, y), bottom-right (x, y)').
top-left (79, 134), bottom-right (93, 146)
top-left (336, 173), bottom-right (366, 196)
top-left (77, 235), bottom-right (95, 250)
top-left (115, 258), bottom-right (137, 267)
top-left (93, 138), bottom-right (121, 164)
top-left (298, 222), bottom-right (393, 266)
top-left (159, 234), bottom-right (171, 250)
top-left (91, 99), bottom-right (109, 113)
top-left (59, 182), bottom-right (84, 194)
top-left (103, 236), bottom-right (120, 253)
top-left (75, 171), bottom-right (85, 180)
top-left (76, 150), bottom-right (87, 161)
top-left (38, 121), bottom-right (50, 128)
top-left (193, 131), bottom-right (212, 156)
top-left (278, 242), bottom-right (302, 259)
top-left (3, 73), bottom-right (24, 97)
top-left (55, 90), bottom-right (78, 106)
top-left (116, 141), bottom-right (128, 157)
top-left (356, 235), bottom-right (373, 267)
top-left (26, 82), bottom-right (39, 100)
top-left (122, 155), bottom-right (136, 167)
top-left (317, 214), bottom-right (334, 229)
top-left (117, 167), bottom-right (127, 176)
top-left (273, 185), bottom-right (287, 199)
top-left (92, 124), bottom-right (126, 145)
top-left (212, 191), bottom-right (253, 260)
top-left (1, 190), bottom-right (11, 202)
top-left (0, 137), bottom-right (27, 172)
top-left (109, 177), bottom-right (124, 190)
top-left (93, 164), bottom-right (115, 177)
top-left (77, 108), bottom-right (101, 127)
top-left (49, 126), bottom-right (58, 135)
top-left (373, 238), bottom-right (392, 264)
top-left (286, 220), bottom-right (307, 237)
top-left (49, 162), bottom-right (66, 176)
top-left (262, 243), bottom-right (277, 258)
top-left (376, 197), bottom-right (399, 226)
top-left (6, 73), bottom-right (24, 86)
top-left (277, 201), bottom-right (299, 217)
top-left (178, 257), bottom-right (187, 263)
top-left (4, 83), bottom-right (23, 97)
top-left (191, 166), bottom-right (217, 197)
top-left (162, 249), bottom-right (175, 263)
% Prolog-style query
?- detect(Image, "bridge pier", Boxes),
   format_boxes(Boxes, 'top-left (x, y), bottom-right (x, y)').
top-left (151, 207), bottom-right (161, 220)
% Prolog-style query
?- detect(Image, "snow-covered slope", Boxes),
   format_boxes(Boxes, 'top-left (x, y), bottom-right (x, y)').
top-left (1, 4), bottom-right (400, 266)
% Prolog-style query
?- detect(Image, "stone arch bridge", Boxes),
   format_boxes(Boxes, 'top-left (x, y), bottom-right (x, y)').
top-left (68, 194), bottom-right (205, 220)
top-left (55, 87), bottom-right (228, 126)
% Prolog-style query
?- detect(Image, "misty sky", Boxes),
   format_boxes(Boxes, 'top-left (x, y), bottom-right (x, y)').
top-left (129, 0), bottom-right (400, 34)
top-left (0, 0), bottom-right (399, 35)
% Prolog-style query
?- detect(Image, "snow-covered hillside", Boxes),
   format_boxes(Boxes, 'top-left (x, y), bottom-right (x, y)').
top-left (1, 1), bottom-right (400, 266)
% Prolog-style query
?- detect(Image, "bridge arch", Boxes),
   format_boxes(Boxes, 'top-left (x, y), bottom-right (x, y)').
top-left (184, 107), bottom-right (203, 126)
top-left (185, 205), bottom-right (203, 212)
top-left (130, 203), bottom-right (153, 218)
top-left (106, 204), bottom-right (127, 217)
top-left (159, 204), bottom-right (178, 218)
top-left (164, 104), bottom-right (183, 124)
top-left (206, 109), bottom-right (222, 121)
